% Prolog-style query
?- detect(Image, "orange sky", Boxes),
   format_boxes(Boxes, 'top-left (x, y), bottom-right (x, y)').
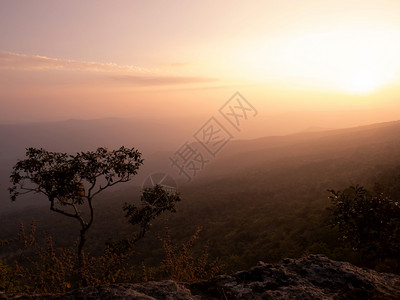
top-left (1, 0), bottom-right (400, 123)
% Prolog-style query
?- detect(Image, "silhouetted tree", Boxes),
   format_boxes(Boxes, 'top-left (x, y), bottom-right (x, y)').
top-left (125, 184), bottom-right (181, 241)
top-left (9, 147), bottom-right (143, 283)
top-left (328, 185), bottom-right (400, 263)
top-left (107, 184), bottom-right (182, 254)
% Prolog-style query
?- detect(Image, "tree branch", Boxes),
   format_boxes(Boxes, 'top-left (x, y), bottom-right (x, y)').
top-left (86, 197), bottom-right (94, 230)
top-left (50, 199), bottom-right (85, 229)
top-left (87, 177), bottom-right (97, 199)
top-left (91, 176), bottom-right (130, 198)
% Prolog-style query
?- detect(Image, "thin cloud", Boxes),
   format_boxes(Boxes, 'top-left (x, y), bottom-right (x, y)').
top-left (110, 74), bottom-right (217, 86)
top-left (0, 52), bottom-right (157, 73)
top-left (0, 52), bottom-right (218, 86)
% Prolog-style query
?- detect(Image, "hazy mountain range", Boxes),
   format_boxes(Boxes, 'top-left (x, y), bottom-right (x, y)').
top-left (1, 112), bottom-right (400, 213)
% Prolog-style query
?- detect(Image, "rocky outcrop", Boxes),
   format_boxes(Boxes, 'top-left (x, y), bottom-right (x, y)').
top-left (190, 255), bottom-right (400, 299)
top-left (1, 255), bottom-right (400, 299)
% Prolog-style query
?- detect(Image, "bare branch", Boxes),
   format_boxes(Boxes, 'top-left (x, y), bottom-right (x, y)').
top-left (50, 200), bottom-right (80, 220)
top-left (91, 176), bottom-right (130, 198)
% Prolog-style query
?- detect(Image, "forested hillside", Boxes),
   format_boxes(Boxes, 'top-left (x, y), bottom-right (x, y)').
top-left (2, 120), bottom-right (400, 278)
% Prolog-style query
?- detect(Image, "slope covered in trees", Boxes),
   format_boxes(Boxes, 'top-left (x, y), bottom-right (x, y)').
top-left (2, 120), bottom-right (400, 292)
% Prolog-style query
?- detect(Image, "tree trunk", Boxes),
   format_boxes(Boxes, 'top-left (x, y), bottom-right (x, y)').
top-left (78, 227), bottom-right (87, 286)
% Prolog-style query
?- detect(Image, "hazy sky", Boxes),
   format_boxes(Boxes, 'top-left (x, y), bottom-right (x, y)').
top-left (1, 0), bottom-right (400, 123)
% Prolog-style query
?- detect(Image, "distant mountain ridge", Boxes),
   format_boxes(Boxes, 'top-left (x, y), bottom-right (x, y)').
top-left (2, 118), bottom-right (400, 212)
top-left (191, 119), bottom-right (400, 182)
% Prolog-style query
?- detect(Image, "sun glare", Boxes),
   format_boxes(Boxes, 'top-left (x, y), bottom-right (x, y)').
top-left (232, 30), bottom-right (400, 95)
top-left (340, 70), bottom-right (385, 95)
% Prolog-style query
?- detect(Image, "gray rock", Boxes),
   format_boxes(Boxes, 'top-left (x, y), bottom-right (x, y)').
top-left (190, 255), bottom-right (400, 299)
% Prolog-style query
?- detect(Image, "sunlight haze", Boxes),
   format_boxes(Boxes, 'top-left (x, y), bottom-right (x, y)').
top-left (1, 0), bottom-right (400, 126)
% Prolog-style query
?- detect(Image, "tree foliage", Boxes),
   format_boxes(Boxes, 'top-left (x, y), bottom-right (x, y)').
top-left (124, 185), bottom-right (181, 240)
top-left (106, 184), bottom-right (182, 254)
top-left (8, 147), bottom-right (143, 283)
top-left (328, 185), bottom-right (400, 262)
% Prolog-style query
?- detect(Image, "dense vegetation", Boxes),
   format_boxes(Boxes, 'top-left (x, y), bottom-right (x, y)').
top-left (329, 185), bottom-right (400, 270)
top-left (2, 121), bottom-right (400, 293)
top-left (3, 163), bottom-right (400, 293)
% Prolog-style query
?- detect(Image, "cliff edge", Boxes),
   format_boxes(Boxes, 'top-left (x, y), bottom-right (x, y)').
top-left (1, 255), bottom-right (400, 299)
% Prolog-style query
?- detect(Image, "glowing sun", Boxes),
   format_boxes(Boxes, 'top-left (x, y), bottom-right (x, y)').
top-left (232, 29), bottom-right (400, 95)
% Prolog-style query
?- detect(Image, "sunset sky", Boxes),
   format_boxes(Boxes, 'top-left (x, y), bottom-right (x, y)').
top-left (1, 1), bottom-right (400, 124)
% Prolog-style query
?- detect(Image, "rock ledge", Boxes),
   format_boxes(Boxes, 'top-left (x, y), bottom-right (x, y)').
top-left (2, 255), bottom-right (400, 299)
